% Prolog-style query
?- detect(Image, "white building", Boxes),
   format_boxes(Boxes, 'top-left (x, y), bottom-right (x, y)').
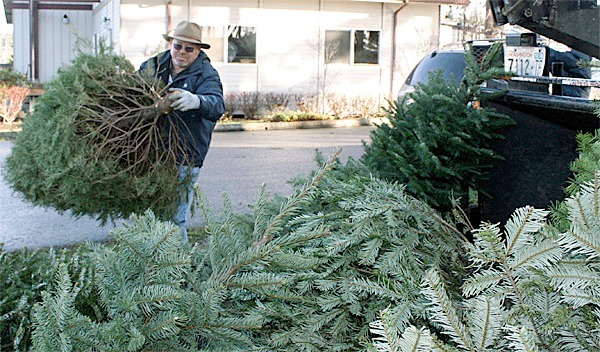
top-left (2, 0), bottom-right (468, 100)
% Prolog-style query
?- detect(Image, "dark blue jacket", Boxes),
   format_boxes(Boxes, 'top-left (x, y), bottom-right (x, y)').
top-left (547, 48), bottom-right (592, 98)
top-left (139, 50), bottom-right (225, 167)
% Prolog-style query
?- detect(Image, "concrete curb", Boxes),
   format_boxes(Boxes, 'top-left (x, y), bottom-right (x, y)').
top-left (0, 130), bottom-right (19, 140)
top-left (0, 118), bottom-right (388, 140)
top-left (214, 117), bottom-right (385, 132)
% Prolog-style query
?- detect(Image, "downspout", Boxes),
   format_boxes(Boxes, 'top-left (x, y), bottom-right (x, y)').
top-left (317, 0), bottom-right (323, 109)
top-left (389, 0), bottom-right (409, 100)
top-left (257, 0), bottom-right (261, 92)
top-left (165, 0), bottom-right (172, 50)
top-left (28, 0), bottom-right (38, 81)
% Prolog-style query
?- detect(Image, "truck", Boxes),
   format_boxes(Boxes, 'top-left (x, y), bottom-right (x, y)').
top-left (477, 0), bottom-right (600, 224)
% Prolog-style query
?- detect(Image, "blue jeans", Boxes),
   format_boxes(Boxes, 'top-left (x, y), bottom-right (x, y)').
top-left (174, 166), bottom-right (201, 243)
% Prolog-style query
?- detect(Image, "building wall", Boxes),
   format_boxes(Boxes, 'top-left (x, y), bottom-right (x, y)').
top-left (118, 0), bottom-right (441, 99)
top-left (394, 4), bottom-right (442, 81)
top-left (10, 0), bottom-right (443, 99)
top-left (0, 31), bottom-right (13, 65)
top-left (119, 0), bottom-right (169, 65)
top-left (11, 8), bottom-right (93, 82)
top-left (319, 0), bottom-right (385, 96)
top-left (92, 0), bottom-right (120, 52)
top-left (11, 9), bottom-right (27, 75)
top-left (38, 10), bottom-right (93, 81)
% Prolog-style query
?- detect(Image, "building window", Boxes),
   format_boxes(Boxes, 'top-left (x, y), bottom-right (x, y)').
top-left (200, 26), bottom-right (256, 63)
top-left (325, 30), bottom-right (351, 64)
top-left (227, 26), bottom-right (256, 63)
top-left (325, 30), bottom-right (380, 65)
top-left (354, 30), bottom-right (379, 64)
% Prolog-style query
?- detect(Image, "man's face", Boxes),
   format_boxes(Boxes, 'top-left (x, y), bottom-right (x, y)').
top-left (170, 39), bottom-right (201, 70)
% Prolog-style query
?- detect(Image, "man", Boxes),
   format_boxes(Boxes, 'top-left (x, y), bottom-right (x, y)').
top-left (139, 21), bottom-right (226, 242)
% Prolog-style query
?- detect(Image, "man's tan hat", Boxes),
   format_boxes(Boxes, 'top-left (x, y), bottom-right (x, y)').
top-left (163, 21), bottom-right (211, 49)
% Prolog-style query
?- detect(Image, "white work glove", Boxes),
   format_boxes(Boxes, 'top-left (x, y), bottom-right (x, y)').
top-left (168, 88), bottom-right (201, 111)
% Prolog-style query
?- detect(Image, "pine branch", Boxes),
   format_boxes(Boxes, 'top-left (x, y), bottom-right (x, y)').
top-left (369, 308), bottom-right (401, 352)
top-left (546, 261), bottom-right (600, 292)
top-left (467, 296), bottom-right (504, 350)
top-left (504, 206), bottom-right (549, 258)
top-left (509, 238), bottom-right (562, 272)
top-left (398, 326), bottom-right (433, 352)
top-left (462, 269), bottom-right (507, 297)
top-left (559, 176), bottom-right (600, 259)
top-left (422, 268), bottom-right (474, 351)
top-left (252, 147), bottom-right (342, 248)
top-left (503, 325), bottom-right (540, 352)
top-left (216, 148), bottom-right (341, 278)
top-left (31, 265), bottom-right (93, 352)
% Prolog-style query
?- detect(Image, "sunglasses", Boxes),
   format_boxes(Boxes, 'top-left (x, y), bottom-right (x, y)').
top-left (172, 43), bottom-right (196, 53)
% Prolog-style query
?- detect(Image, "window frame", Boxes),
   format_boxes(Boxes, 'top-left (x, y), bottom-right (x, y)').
top-left (353, 29), bottom-right (380, 65)
top-left (324, 29), bottom-right (381, 66)
top-left (226, 25), bottom-right (257, 64)
top-left (200, 25), bottom-right (257, 64)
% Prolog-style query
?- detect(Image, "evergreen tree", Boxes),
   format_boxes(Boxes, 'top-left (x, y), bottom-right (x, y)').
top-left (3, 50), bottom-right (183, 224)
top-left (362, 43), bottom-right (513, 210)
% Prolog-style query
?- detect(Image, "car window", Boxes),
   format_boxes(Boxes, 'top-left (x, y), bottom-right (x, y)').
top-left (406, 52), bottom-right (467, 87)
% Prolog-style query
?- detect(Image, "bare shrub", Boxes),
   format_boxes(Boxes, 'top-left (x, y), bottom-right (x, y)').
top-left (349, 95), bottom-right (383, 118)
top-left (325, 93), bottom-right (353, 118)
top-left (239, 91), bottom-right (262, 119)
top-left (292, 93), bottom-right (319, 114)
top-left (0, 85), bottom-right (30, 126)
top-left (223, 92), bottom-right (240, 119)
top-left (263, 92), bottom-right (291, 115)
top-left (324, 93), bottom-right (384, 119)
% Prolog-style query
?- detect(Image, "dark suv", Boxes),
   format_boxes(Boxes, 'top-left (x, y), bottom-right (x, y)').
top-left (398, 43), bottom-right (592, 101)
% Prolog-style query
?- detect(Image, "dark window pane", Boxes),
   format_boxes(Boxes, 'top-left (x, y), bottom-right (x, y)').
top-left (354, 30), bottom-right (379, 64)
top-left (407, 51), bottom-right (466, 87)
top-left (325, 30), bottom-right (350, 64)
top-left (228, 26), bottom-right (256, 63)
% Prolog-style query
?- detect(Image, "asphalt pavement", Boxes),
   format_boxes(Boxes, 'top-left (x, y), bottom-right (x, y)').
top-left (0, 125), bottom-right (374, 251)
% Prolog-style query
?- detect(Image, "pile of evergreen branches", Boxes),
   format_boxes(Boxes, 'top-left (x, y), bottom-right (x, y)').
top-left (3, 50), bottom-right (182, 223)
top-left (0, 244), bottom-right (93, 351)
top-left (24, 152), bottom-right (470, 351)
top-left (24, 148), bottom-right (600, 352)
top-left (371, 177), bottom-right (600, 352)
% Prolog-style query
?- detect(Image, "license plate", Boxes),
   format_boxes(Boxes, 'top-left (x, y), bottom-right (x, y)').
top-left (504, 46), bottom-right (546, 76)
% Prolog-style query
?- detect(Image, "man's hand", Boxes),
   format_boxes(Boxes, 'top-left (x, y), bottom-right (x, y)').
top-left (168, 88), bottom-right (201, 111)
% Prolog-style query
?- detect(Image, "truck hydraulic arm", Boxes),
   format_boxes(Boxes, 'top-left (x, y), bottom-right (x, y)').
top-left (488, 0), bottom-right (599, 59)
